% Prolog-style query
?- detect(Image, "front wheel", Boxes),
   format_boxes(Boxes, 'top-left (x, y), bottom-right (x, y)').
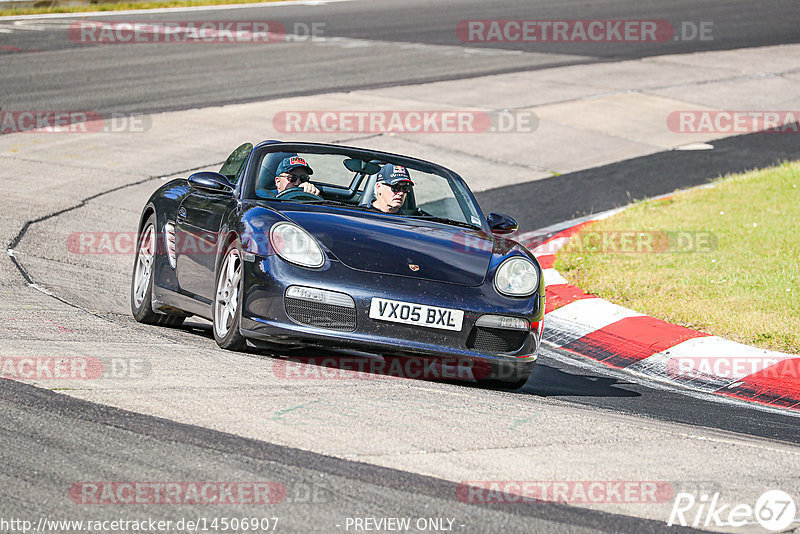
top-left (212, 243), bottom-right (247, 351)
top-left (130, 214), bottom-right (185, 327)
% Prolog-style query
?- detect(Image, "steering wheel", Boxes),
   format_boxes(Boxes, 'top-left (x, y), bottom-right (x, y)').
top-left (275, 187), bottom-right (323, 201)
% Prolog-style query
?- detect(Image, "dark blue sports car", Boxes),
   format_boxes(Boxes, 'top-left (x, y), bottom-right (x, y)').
top-left (131, 141), bottom-right (545, 387)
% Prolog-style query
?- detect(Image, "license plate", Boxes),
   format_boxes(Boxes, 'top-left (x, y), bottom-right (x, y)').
top-left (369, 298), bottom-right (464, 331)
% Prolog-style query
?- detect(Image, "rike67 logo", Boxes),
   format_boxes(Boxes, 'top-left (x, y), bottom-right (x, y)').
top-left (668, 490), bottom-right (797, 531)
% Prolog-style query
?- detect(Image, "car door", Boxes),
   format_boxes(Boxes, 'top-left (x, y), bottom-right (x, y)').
top-left (175, 190), bottom-right (236, 301)
top-left (175, 144), bottom-right (251, 301)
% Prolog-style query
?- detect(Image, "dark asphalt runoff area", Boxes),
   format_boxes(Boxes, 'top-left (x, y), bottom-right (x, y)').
top-left (475, 128), bottom-right (800, 230)
top-left (0, 379), bottom-right (702, 534)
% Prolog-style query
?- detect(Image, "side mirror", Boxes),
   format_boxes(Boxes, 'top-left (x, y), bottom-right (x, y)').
top-left (487, 213), bottom-right (518, 235)
top-left (188, 172), bottom-right (234, 195)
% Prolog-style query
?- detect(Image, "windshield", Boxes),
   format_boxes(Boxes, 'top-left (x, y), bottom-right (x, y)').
top-left (246, 148), bottom-right (484, 229)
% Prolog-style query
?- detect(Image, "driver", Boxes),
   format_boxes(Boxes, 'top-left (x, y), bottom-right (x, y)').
top-left (371, 164), bottom-right (414, 214)
top-left (275, 156), bottom-right (321, 196)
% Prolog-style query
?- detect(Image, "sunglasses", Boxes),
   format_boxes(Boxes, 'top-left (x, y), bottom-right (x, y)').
top-left (280, 172), bottom-right (310, 183)
top-left (383, 183), bottom-right (412, 194)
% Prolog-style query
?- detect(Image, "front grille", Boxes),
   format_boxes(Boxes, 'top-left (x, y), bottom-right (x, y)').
top-left (285, 297), bottom-right (357, 332)
top-left (466, 326), bottom-right (527, 354)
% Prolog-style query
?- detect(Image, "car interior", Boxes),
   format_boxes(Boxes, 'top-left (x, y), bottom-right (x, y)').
top-left (254, 153), bottom-right (419, 213)
top-left (214, 144), bottom-right (481, 227)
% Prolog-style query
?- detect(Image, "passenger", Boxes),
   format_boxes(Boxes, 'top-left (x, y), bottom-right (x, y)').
top-left (371, 164), bottom-right (414, 214)
top-left (275, 156), bottom-right (321, 196)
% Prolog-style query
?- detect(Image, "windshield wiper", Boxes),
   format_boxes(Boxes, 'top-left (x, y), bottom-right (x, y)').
top-left (410, 215), bottom-right (480, 230)
top-left (302, 199), bottom-right (350, 206)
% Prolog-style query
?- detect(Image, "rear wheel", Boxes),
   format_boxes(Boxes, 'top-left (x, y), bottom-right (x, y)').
top-left (130, 214), bottom-right (185, 327)
top-left (213, 243), bottom-right (247, 351)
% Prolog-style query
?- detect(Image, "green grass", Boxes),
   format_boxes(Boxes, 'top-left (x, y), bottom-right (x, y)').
top-left (554, 160), bottom-right (800, 353)
top-left (1, 0), bottom-right (284, 17)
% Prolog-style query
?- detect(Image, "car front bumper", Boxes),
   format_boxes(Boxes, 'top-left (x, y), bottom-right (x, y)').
top-left (239, 254), bottom-right (544, 382)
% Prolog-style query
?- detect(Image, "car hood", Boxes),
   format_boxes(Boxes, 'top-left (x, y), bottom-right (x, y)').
top-left (276, 206), bottom-right (494, 286)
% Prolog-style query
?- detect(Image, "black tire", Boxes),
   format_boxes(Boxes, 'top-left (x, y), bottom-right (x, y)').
top-left (212, 241), bottom-right (247, 351)
top-left (130, 213), bottom-right (185, 327)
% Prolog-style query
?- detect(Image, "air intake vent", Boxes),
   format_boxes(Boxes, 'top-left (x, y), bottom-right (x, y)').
top-left (466, 326), bottom-right (527, 354)
top-left (284, 286), bottom-right (356, 332)
top-left (285, 298), bottom-right (357, 331)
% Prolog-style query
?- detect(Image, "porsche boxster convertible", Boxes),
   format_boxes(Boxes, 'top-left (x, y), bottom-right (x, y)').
top-left (131, 141), bottom-right (544, 387)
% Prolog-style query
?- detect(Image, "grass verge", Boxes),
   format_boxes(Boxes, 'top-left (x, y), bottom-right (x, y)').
top-left (554, 160), bottom-right (800, 353)
top-left (1, 0), bottom-right (284, 17)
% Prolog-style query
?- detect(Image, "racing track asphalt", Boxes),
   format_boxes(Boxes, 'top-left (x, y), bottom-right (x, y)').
top-left (3, 133), bottom-right (799, 531)
top-left (2, 0), bottom-right (800, 115)
top-left (2, 1), bottom-right (800, 531)
top-left (5, 121), bottom-right (800, 445)
top-left (0, 378), bottom-right (703, 534)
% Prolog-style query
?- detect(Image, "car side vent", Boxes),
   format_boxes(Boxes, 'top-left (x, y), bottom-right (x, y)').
top-left (466, 326), bottom-right (527, 354)
top-left (164, 222), bottom-right (177, 268)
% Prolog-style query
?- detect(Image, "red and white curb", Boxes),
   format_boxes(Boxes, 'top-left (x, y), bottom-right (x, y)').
top-left (520, 219), bottom-right (800, 412)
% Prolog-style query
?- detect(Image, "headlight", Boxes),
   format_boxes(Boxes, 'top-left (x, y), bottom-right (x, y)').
top-left (494, 257), bottom-right (538, 297)
top-left (269, 222), bottom-right (325, 268)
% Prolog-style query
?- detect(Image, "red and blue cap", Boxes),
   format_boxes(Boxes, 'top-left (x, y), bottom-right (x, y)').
top-left (276, 156), bottom-right (313, 176)
top-left (376, 164), bottom-right (413, 186)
